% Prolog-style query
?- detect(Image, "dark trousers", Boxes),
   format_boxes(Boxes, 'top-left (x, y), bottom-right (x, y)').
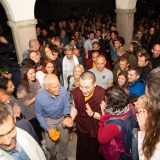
top-left (16, 118), bottom-right (39, 142)
top-left (76, 130), bottom-right (104, 160)
top-left (29, 118), bottom-right (43, 143)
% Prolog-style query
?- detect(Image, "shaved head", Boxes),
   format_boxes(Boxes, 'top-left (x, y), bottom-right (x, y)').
top-left (29, 39), bottom-right (40, 51)
top-left (96, 55), bottom-right (106, 71)
top-left (80, 71), bottom-right (96, 84)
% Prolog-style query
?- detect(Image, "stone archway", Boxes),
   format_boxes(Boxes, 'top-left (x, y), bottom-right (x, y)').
top-left (0, 0), bottom-right (37, 63)
top-left (0, 0), bottom-right (14, 21)
top-left (0, 0), bottom-right (138, 61)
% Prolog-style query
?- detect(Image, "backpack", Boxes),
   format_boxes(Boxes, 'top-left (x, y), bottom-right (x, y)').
top-left (99, 106), bottom-right (139, 160)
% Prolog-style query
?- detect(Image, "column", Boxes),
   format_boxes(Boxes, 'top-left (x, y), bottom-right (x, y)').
top-left (8, 19), bottom-right (37, 63)
top-left (116, 9), bottom-right (136, 48)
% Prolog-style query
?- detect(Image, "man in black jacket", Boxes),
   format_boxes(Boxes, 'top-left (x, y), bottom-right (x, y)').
top-left (138, 51), bottom-right (152, 81)
top-left (0, 35), bottom-right (15, 68)
top-left (151, 43), bottom-right (160, 69)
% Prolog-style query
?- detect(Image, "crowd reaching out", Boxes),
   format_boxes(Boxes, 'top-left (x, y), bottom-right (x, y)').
top-left (0, 13), bottom-right (160, 160)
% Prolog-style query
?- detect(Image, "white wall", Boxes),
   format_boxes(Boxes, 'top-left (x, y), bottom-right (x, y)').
top-left (0, 0), bottom-right (36, 21)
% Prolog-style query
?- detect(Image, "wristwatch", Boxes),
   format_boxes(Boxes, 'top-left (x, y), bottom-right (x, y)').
top-left (64, 114), bottom-right (71, 118)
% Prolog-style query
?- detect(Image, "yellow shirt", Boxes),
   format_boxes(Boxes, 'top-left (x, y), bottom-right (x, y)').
top-left (93, 62), bottom-right (96, 68)
top-left (85, 90), bottom-right (95, 101)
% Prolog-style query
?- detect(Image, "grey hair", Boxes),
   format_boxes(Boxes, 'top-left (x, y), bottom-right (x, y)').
top-left (43, 74), bottom-right (59, 88)
top-left (0, 103), bottom-right (14, 124)
top-left (64, 44), bottom-right (73, 51)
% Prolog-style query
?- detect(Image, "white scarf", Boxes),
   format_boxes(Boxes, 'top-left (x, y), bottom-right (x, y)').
top-left (62, 55), bottom-right (79, 88)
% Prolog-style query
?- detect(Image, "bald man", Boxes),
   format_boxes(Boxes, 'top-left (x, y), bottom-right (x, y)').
top-left (22, 39), bottom-right (40, 60)
top-left (35, 74), bottom-right (72, 160)
top-left (90, 55), bottom-right (113, 89)
top-left (151, 43), bottom-right (160, 69)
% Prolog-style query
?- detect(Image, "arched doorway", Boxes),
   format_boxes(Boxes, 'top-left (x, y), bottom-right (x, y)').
top-left (0, 2), bottom-right (17, 66)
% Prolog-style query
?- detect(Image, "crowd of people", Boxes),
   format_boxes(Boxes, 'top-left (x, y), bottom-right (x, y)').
top-left (0, 12), bottom-right (160, 160)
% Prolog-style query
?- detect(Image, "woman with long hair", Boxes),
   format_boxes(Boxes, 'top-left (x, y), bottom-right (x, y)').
top-left (67, 64), bottom-right (84, 94)
top-left (116, 71), bottom-right (129, 94)
top-left (98, 86), bottom-right (138, 160)
top-left (137, 67), bottom-right (160, 160)
top-left (67, 64), bottom-right (84, 140)
top-left (21, 64), bottom-right (41, 94)
top-left (41, 44), bottom-right (61, 78)
top-left (20, 64), bottom-right (43, 142)
top-left (0, 76), bottom-right (21, 117)
top-left (36, 58), bottom-right (57, 87)
top-left (128, 41), bottom-right (139, 67)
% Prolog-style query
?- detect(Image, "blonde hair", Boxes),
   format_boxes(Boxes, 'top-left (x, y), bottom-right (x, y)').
top-left (74, 64), bottom-right (84, 73)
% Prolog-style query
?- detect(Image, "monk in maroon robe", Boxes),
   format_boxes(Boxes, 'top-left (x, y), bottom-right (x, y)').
top-left (86, 50), bottom-right (112, 70)
top-left (71, 71), bottom-right (105, 160)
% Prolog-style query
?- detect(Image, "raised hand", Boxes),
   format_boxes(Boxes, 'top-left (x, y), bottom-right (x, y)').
top-left (136, 109), bottom-right (148, 131)
top-left (86, 103), bottom-right (94, 117)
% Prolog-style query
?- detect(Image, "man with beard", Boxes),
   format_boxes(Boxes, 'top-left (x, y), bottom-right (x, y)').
top-left (0, 103), bottom-right (46, 160)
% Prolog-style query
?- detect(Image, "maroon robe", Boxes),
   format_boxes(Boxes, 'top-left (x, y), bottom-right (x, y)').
top-left (72, 85), bottom-right (105, 160)
top-left (72, 85), bottom-right (105, 138)
top-left (86, 58), bottom-right (112, 70)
